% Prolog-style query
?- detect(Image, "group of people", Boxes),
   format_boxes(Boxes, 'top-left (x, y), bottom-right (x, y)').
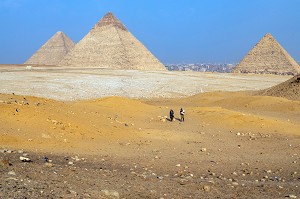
top-left (169, 108), bottom-right (185, 122)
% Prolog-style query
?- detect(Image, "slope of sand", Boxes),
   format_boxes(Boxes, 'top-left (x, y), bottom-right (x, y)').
top-left (1, 92), bottom-right (300, 198)
top-left (258, 74), bottom-right (300, 101)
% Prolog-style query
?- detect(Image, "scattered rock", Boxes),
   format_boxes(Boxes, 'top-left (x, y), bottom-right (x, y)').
top-left (67, 190), bottom-right (77, 195)
top-left (100, 190), bottom-right (120, 199)
top-left (288, 195), bottom-right (297, 198)
top-left (44, 163), bottom-right (54, 167)
top-left (20, 156), bottom-right (31, 162)
top-left (203, 185), bottom-right (211, 192)
top-left (6, 150), bottom-right (13, 154)
top-left (201, 148), bottom-right (207, 152)
top-left (8, 171), bottom-right (16, 175)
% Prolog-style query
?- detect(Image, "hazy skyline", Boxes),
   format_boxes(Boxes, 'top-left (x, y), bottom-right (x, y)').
top-left (1, 0), bottom-right (300, 64)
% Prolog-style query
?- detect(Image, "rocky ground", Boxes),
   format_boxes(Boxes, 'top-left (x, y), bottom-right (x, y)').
top-left (1, 130), bottom-right (299, 199)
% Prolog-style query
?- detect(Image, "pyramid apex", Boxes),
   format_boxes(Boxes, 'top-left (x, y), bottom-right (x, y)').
top-left (55, 31), bottom-right (66, 37)
top-left (264, 33), bottom-right (274, 38)
top-left (94, 12), bottom-right (127, 31)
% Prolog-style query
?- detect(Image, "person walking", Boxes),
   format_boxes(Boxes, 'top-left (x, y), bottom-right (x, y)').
top-left (170, 109), bottom-right (174, 122)
top-left (180, 108), bottom-right (185, 122)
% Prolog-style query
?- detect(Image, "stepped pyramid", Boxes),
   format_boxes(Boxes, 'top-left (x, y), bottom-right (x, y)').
top-left (59, 12), bottom-right (166, 70)
top-left (233, 33), bottom-right (300, 75)
top-left (25, 31), bottom-right (75, 66)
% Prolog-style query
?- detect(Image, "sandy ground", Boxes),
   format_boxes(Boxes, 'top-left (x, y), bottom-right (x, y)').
top-left (0, 65), bottom-right (289, 100)
top-left (0, 66), bottom-right (299, 198)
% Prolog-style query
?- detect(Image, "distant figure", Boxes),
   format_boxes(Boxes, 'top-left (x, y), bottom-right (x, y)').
top-left (180, 108), bottom-right (185, 122)
top-left (170, 109), bottom-right (174, 121)
top-left (44, 157), bottom-right (49, 162)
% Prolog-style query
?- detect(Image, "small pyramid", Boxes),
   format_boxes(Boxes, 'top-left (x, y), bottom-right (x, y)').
top-left (233, 33), bottom-right (300, 75)
top-left (258, 75), bottom-right (300, 101)
top-left (59, 12), bottom-right (166, 71)
top-left (25, 31), bottom-right (75, 66)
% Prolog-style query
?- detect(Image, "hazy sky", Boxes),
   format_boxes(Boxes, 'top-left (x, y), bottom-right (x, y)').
top-left (1, 0), bottom-right (300, 64)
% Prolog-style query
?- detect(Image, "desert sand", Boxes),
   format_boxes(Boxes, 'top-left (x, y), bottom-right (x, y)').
top-left (0, 66), bottom-right (299, 198)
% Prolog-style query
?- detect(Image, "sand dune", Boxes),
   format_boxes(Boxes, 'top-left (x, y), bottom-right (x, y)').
top-left (1, 91), bottom-right (300, 198)
top-left (1, 91), bottom-right (299, 154)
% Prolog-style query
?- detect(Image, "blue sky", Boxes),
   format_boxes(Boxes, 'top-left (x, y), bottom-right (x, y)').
top-left (1, 0), bottom-right (300, 64)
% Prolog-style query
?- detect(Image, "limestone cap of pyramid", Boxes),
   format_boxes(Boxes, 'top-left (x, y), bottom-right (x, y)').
top-left (93, 12), bottom-right (128, 31)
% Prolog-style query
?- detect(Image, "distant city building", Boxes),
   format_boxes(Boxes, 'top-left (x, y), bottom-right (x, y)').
top-left (166, 63), bottom-right (236, 73)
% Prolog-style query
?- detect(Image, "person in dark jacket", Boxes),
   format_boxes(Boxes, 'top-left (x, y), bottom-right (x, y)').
top-left (170, 109), bottom-right (174, 121)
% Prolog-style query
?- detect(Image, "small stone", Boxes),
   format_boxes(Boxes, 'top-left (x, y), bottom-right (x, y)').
top-left (201, 148), bottom-right (207, 152)
top-left (203, 185), bottom-right (210, 192)
top-left (68, 161), bottom-right (74, 165)
top-left (8, 171), bottom-right (16, 175)
top-left (288, 195), bottom-right (297, 198)
top-left (6, 150), bottom-right (13, 154)
top-left (17, 150), bottom-right (24, 154)
top-left (232, 182), bottom-right (239, 186)
top-left (69, 190), bottom-right (77, 195)
top-left (100, 190), bottom-right (120, 199)
top-left (44, 163), bottom-right (54, 167)
top-left (19, 156), bottom-right (31, 162)
top-left (176, 164), bottom-right (181, 167)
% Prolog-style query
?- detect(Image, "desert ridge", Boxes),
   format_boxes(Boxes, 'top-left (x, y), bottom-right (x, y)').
top-left (1, 90), bottom-right (300, 155)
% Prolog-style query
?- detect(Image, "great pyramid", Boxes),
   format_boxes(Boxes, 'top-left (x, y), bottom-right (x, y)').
top-left (25, 31), bottom-right (75, 66)
top-left (59, 12), bottom-right (166, 70)
top-left (233, 33), bottom-right (300, 75)
top-left (257, 75), bottom-right (300, 101)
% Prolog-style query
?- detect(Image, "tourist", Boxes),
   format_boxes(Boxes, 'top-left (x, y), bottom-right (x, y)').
top-left (170, 109), bottom-right (174, 122)
top-left (180, 108), bottom-right (185, 122)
